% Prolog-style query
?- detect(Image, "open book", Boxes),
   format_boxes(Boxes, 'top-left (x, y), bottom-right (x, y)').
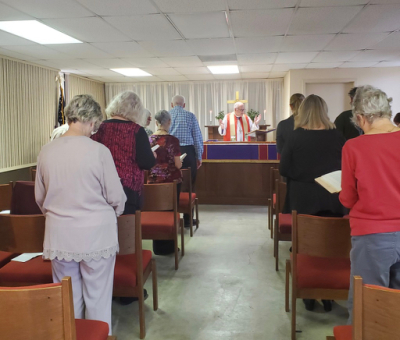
top-left (180, 153), bottom-right (187, 161)
top-left (315, 170), bottom-right (342, 194)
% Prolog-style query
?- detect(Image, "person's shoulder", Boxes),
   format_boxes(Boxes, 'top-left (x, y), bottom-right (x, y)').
top-left (336, 110), bottom-right (352, 120)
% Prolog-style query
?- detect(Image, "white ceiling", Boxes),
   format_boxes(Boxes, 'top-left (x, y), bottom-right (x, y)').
top-left (0, 0), bottom-right (399, 82)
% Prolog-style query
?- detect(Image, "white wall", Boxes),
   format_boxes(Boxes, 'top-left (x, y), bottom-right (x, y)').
top-left (287, 67), bottom-right (400, 117)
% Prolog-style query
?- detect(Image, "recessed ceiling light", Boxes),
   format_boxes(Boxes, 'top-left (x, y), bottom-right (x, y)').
top-left (207, 65), bottom-right (239, 74)
top-left (0, 20), bottom-right (81, 44)
top-left (110, 68), bottom-right (152, 77)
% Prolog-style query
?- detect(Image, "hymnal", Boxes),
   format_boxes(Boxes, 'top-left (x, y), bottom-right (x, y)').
top-left (315, 170), bottom-right (342, 194)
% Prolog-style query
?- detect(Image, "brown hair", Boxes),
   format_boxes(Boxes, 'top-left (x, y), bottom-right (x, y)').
top-left (290, 93), bottom-right (305, 117)
top-left (295, 94), bottom-right (335, 130)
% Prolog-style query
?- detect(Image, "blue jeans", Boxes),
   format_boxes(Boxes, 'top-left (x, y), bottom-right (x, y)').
top-left (348, 231), bottom-right (400, 322)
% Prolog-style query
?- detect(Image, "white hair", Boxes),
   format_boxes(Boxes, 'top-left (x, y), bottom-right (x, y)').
top-left (234, 102), bottom-right (244, 110)
top-left (105, 91), bottom-right (144, 123)
top-left (65, 94), bottom-right (103, 126)
top-left (352, 85), bottom-right (392, 125)
top-left (172, 95), bottom-right (185, 107)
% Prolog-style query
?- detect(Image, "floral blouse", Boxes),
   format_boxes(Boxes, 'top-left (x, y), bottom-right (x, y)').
top-left (148, 134), bottom-right (182, 184)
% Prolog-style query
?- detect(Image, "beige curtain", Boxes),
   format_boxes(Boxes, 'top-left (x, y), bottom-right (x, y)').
top-left (65, 74), bottom-right (106, 115)
top-left (0, 56), bottom-right (58, 172)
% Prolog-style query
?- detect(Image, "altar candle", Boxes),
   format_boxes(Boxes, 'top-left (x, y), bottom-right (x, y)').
top-left (264, 110), bottom-right (266, 121)
top-left (210, 110), bottom-right (212, 122)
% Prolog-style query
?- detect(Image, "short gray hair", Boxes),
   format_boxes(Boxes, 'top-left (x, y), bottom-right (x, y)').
top-left (65, 94), bottom-right (103, 127)
top-left (234, 101), bottom-right (244, 110)
top-left (352, 85), bottom-right (392, 125)
top-left (172, 95), bottom-right (185, 107)
top-left (105, 91), bottom-right (144, 123)
top-left (155, 110), bottom-right (171, 127)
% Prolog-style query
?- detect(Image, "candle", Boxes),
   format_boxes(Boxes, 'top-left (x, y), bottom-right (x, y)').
top-left (210, 110), bottom-right (212, 122)
top-left (264, 110), bottom-right (266, 121)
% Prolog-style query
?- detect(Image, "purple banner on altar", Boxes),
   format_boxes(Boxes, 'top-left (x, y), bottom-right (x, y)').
top-left (268, 144), bottom-right (277, 160)
top-left (206, 145), bottom-right (259, 160)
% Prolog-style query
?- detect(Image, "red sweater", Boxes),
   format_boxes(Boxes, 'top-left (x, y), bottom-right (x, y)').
top-left (340, 131), bottom-right (400, 236)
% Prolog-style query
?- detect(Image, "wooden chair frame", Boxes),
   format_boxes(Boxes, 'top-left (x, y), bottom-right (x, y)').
top-left (274, 179), bottom-right (291, 271)
top-left (179, 168), bottom-right (199, 237)
top-left (0, 183), bottom-right (12, 212)
top-left (286, 211), bottom-right (351, 340)
top-left (0, 276), bottom-right (115, 340)
top-left (114, 213), bottom-right (158, 339)
top-left (30, 167), bottom-right (36, 181)
top-left (268, 167), bottom-right (280, 239)
top-left (141, 181), bottom-right (183, 270)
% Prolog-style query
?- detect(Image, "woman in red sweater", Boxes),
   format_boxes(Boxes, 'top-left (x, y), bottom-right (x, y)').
top-left (340, 85), bottom-right (400, 320)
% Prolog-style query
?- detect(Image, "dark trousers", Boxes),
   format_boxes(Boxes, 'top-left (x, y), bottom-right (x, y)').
top-left (180, 145), bottom-right (197, 224)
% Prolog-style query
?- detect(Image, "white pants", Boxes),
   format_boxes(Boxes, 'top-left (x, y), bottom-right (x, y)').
top-left (51, 255), bottom-right (116, 335)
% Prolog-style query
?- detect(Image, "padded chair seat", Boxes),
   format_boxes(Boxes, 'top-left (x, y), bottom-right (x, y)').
top-left (273, 193), bottom-right (276, 207)
top-left (114, 250), bottom-right (153, 287)
top-left (333, 325), bottom-right (352, 340)
top-left (141, 212), bottom-right (179, 236)
top-left (179, 192), bottom-right (196, 209)
top-left (296, 254), bottom-right (350, 290)
top-left (0, 256), bottom-right (52, 284)
top-left (278, 213), bottom-right (292, 234)
top-left (0, 251), bottom-right (18, 268)
top-left (76, 319), bottom-right (109, 340)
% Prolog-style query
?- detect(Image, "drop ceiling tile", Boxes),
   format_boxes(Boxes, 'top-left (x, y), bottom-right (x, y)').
top-left (325, 33), bottom-right (389, 51)
top-left (306, 62), bottom-right (343, 68)
top-left (300, 0), bottom-right (368, 6)
top-left (370, 0), bottom-right (400, 3)
top-left (185, 74), bottom-right (215, 80)
top-left (121, 58), bottom-right (169, 67)
top-left (42, 17), bottom-right (130, 43)
top-left (138, 40), bottom-right (194, 57)
top-left (272, 63), bottom-right (307, 72)
top-left (62, 69), bottom-right (95, 76)
top-left (241, 72), bottom-right (270, 79)
top-left (275, 52), bottom-right (318, 63)
top-left (1, 45), bottom-right (70, 59)
top-left (213, 74), bottom-right (242, 80)
top-left (237, 53), bottom-right (277, 65)
top-left (141, 68), bottom-right (181, 75)
top-left (187, 39), bottom-right (235, 55)
top-left (351, 50), bottom-right (400, 61)
top-left (169, 12), bottom-right (229, 39)
top-left (339, 61), bottom-right (379, 68)
top-left (160, 56), bottom-right (203, 67)
top-left (235, 37), bottom-right (284, 53)
top-left (152, 0), bottom-right (226, 13)
top-left (79, 69), bottom-right (119, 77)
top-left (1, 0), bottom-right (93, 18)
top-left (0, 3), bottom-right (32, 20)
top-left (0, 31), bottom-right (36, 46)
top-left (37, 59), bottom-right (103, 69)
top-left (228, 0), bottom-right (297, 9)
top-left (344, 5), bottom-right (400, 33)
top-left (157, 75), bottom-right (188, 81)
top-left (230, 9), bottom-right (294, 37)
top-left (104, 15), bottom-right (181, 41)
top-left (239, 65), bottom-right (273, 72)
top-left (174, 67), bottom-right (210, 74)
top-left (370, 32), bottom-right (400, 50)
top-left (268, 72), bottom-right (287, 78)
top-left (313, 51), bottom-right (360, 62)
top-left (76, 0), bottom-right (158, 15)
top-left (0, 47), bottom-right (40, 61)
top-left (288, 6), bottom-right (363, 35)
top-left (280, 35), bottom-right (335, 52)
top-left (91, 42), bottom-right (154, 58)
top-left (47, 43), bottom-right (112, 58)
top-left (374, 60), bottom-right (400, 67)
top-left (81, 58), bottom-right (132, 68)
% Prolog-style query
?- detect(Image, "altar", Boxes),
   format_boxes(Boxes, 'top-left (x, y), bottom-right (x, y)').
top-left (196, 141), bottom-right (280, 205)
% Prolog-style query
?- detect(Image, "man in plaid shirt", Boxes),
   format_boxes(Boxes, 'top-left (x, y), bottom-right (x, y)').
top-left (169, 95), bottom-right (203, 227)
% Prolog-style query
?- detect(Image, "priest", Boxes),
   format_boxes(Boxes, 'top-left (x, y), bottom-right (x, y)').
top-left (218, 102), bottom-right (261, 141)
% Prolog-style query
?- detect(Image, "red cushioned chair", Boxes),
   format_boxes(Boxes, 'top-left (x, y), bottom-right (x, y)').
top-left (0, 183), bottom-right (12, 213)
top-left (268, 167), bottom-right (280, 239)
top-left (286, 211), bottom-right (351, 340)
top-left (113, 213), bottom-right (158, 339)
top-left (178, 168), bottom-right (199, 237)
top-left (0, 251), bottom-right (18, 269)
top-left (0, 214), bottom-right (52, 286)
top-left (327, 276), bottom-right (400, 340)
top-left (141, 181), bottom-right (183, 270)
top-left (10, 181), bottom-right (42, 215)
top-left (273, 179), bottom-right (292, 271)
top-left (0, 276), bottom-right (116, 340)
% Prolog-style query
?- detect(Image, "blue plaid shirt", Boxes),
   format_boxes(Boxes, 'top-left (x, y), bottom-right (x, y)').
top-left (169, 105), bottom-right (204, 160)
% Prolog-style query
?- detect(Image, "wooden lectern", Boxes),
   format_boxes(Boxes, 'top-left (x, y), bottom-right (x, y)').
top-left (206, 124), bottom-right (270, 141)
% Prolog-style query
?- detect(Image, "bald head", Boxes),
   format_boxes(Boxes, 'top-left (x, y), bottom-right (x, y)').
top-left (234, 102), bottom-right (245, 117)
top-left (171, 95), bottom-right (185, 108)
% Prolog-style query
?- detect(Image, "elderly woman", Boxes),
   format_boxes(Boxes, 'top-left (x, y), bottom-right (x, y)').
top-left (280, 94), bottom-right (347, 312)
top-left (92, 91), bottom-right (156, 214)
top-left (143, 109), bottom-right (154, 136)
top-left (276, 93), bottom-right (305, 154)
top-left (35, 95), bottom-right (126, 334)
top-left (340, 85), bottom-right (400, 320)
top-left (149, 110), bottom-right (182, 255)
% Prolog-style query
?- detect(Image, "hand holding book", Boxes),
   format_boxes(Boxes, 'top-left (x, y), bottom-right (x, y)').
top-left (315, 170), bottom-right (342, 194)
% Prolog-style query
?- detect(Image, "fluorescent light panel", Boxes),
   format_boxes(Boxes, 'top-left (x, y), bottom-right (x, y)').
top-left (0, 20), bottom-right (81, 44)
top-left (111, 68), bottom-right (152, 77)
top-left (207, 65), bottom-right (239, 74)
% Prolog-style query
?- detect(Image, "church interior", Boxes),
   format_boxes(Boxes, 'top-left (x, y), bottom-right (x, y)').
top-left (1, 0), bottom-right (400, 339)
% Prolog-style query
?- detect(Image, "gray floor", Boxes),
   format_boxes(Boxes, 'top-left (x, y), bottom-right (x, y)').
top-left (112, 205), bottom-right (348, 340)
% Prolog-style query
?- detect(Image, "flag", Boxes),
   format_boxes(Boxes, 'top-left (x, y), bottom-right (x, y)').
top-left (57, 85), bottom-right (65, 126)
